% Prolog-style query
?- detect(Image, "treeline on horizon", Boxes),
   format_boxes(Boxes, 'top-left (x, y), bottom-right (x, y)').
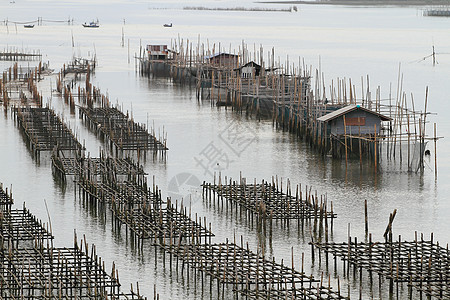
top-left (183, 6), bottom-right (298, 12)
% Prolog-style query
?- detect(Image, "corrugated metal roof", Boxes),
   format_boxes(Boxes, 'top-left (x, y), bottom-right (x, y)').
top-left (204, 52), bottom-right (238, 59)
top-left (317, 105), bottom-right (391, 122)
top-left (233, 61), bottom-right (262, 71)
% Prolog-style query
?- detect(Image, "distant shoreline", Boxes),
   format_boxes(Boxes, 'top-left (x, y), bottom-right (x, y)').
top-left (257, 0), bottom-right (450, 6)
top-left (183, 6), bottom-right (293, 12)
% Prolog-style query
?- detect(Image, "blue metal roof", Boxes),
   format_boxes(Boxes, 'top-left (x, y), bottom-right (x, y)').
top-left (317, 105), bottom-right (391, 122)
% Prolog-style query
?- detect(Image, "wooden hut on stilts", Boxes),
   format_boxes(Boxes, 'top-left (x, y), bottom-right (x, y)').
top-left (317, 104), bottom-right (391, 164)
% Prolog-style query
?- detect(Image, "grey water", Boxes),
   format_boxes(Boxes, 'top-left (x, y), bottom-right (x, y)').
top-left (1, 0), bottom-right (449, 299)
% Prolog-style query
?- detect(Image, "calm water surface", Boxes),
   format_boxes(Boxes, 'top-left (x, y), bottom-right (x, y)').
top-left (1, 1), bottom-right (449, 299)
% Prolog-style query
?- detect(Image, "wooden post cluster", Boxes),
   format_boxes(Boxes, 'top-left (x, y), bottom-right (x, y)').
top-left (310, 232), bottom-right (450, 299)
top-left (0, 48), bottom-right (42, 61)
top-left (79, 105), bottom-right (168, 156)
top-left (51, 149), bottom-right (146, 181)
top-left (0, 183), bottom-right (148, 299)
top-left (60, 56), bottom-right (96, 79)
top-left (0, 62), bottom-right (51, 108)
top-left (73, 154), bottom-right (213, 249)
top-left (13, 106), bottom-right (83, 157)
top-left (202, 174), bottom-right (335, 237)
top-left (161, 240), bottom-right (348, 300)
top-left (72, 151), bottom-right (347, 299)
top-left (139, 37), bottom-right (440, 173)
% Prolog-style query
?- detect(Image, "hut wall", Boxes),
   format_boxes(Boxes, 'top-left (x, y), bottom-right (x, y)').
top-left (331, 111), bottom-right (382, 136)
top-left (241, 66), bottom-right (255, 78)
top-left (209, 55), bottom-right (238, 67)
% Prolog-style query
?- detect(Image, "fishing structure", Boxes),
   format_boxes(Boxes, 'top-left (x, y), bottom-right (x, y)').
top-left (0, 183), bottom-right (147, 299)
top-left (202, 173), bottom-right (335, 237)
top-left (311, 231), bottom-right (450, 299)
top-left (139, 38), bottom-right (440, 173)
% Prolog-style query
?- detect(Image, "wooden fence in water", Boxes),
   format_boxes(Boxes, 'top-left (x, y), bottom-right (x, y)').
top-left (311, 232), bottom-right (450, 299)
top-left (139, 38), bottom-right (440, 172)
top-left (202, 174), bottom-right (335, 238)
top-left (0, 183), bottom-right (148, 299)
top-left (0, 48), bottom-right (42, 61)
top-left (13, 106), bottom-right (82, 157)
top-left (58, 148), bottom-right (348, 299)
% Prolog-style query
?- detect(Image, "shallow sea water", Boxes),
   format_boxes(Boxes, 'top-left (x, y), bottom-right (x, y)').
top-left (1, 1), bottom-right (449, 298)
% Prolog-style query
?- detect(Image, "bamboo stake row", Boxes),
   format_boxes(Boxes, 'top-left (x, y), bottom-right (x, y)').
top-left (13, 106), bottom-right (83, 156)
top-left (202, 174), bottom-right (335, 239)
top-left (139, 37), bottom-right (440, 173)
top-left (0, 48), bottom-right (42, 61)
top-left (79, 105), bottom-right (168, 153)
top-left (0, 183), bottom-right (148, 299)
top-left (311, 232), bottom-right (450, 299)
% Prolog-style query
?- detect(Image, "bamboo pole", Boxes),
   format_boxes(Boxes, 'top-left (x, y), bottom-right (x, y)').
top-left (344, 115), bottom-right (348, 167)
top-left (434, 123), bottom-right (437, 178)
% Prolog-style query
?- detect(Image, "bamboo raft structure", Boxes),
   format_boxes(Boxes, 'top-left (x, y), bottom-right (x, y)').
top-left (73, 67), bottom-right (168, 155)
top-left (0, 182), bottom-right (13, 212)
top-left (111, 197), bottom-right (213, 245)
top-left (54, 57), bottom-right (97, 114)
top-left (311, 232), bottom-right (450, 299)
top-left (80, 177), bottom-right (347, 299)
top-left (68, 150), bottom-right (212, 247)
top-left (79, 105), bottom-right (168, 153)
top-left (1, 62), bottom-right (50, 108)
top-left (159, 240), bottom-right (348, 300)
top-left (62, 57), bottom-right (96, 78)
top-left (53, 141), bottom-right (353, 299)
top-left (0, 183), bottom-right (147, 299)
top-left (76, 175), bottom-right (213, 247)
top-left (0, 204), bottom-right (54, 250)
top-left (71, 150), bottom-right (348, 299)
top-left (53, 56), bottom-right (167, 156)
top-left (202, 174), bottom-right (335, 232)
top-left (1, 245), bottom-right (144, 299)
top-left (13, 106), bottom-right (83, 155)
top-left (78, 177), bottom-right (158, 207)
top-left (139, 38), bottom-right (440, 172)
top-left (52, 149), bottom-right (146, 181)
top-left (0, 48), bottom-right (42, 61)
top-left (1, 233), bottom-right (148, 299)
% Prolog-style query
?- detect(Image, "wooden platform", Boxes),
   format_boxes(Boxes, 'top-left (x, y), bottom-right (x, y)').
top-left (14, 107), bottom-right (82, 154)
top-left (52, 155), bottom-right (147, 177)
top-left (0, 184), bottom-right (146, 299)
top-left (0, 182), bottom-right (13, 212)
top-left (311, 233), bottom-right (450, 299)
top-left (203, 179), bottom-right (335, 220)
top-left (161, 242), bottom-right (348, 300)
top-left (0, 51), bottom-right (42, 61)
top-left (79, 106), bottom-right (168, 152)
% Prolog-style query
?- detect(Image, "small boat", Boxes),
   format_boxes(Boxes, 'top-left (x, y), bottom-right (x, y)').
top-left (24, 24), bottom-right (34, 28)
top-left (163, 23), bottom-right (172, 27)
top-left (82, 20), bottom-right (99, 28)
